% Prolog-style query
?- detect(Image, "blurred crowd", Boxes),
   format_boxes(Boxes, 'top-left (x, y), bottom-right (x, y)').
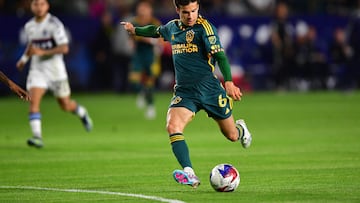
top-left (1, 0), bottom-right (360, 92)
top-left (0, 0), bottom-right (358, 17)
top-left (268, 1), bottom-right (360, 91)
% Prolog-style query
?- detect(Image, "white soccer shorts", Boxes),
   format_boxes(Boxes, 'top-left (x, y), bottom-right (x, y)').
top-left (26, 70), bottom-right (71, 98)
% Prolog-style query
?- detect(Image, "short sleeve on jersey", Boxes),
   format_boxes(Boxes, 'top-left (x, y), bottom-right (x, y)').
top-left (51, 17), bottom-right (69, 45)
top-left (157, 20), bottom-right (176, 42)
top-left (198, 18), bottom-right (224, 55)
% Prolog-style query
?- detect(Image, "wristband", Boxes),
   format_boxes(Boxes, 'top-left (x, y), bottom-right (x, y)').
top-left (20, 55), bottom-right (29, 63)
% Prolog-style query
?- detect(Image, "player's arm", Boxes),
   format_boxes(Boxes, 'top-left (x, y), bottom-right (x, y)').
top-left (134, 35), bottom-right (159, 45)
top-left (0, 71), bottom-right (10, 85)
top-left (29, 44), bottom-right (69, 56)
top-left (16, 43), bottom-right (31, 71)
top-left (121, 22), bottom-right (160, 38)
top-left (213, 51), bottom-right (242, 101)
top-left (0, 71), bottom-right (31, 101)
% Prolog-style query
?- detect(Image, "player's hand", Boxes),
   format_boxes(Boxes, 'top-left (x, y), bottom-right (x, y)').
top-left (16, 60), bottom-right (25, 71)
top-left (224, 81), bottom-right (242, 101)
top-left (29, 46), bottom-right (46, 56)
top-left (8, 81), bottom-right (31, 101)
top-left (120, 22), bottom-right (135, 35)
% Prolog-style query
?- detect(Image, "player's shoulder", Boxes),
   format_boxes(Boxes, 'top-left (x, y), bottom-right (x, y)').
top-left (130, 16), bottom-right (139, 25)
top-left (151, 17), bottom-right (162, 26)
top-left (24, 17), bottom-right (36, 29)
top-left (196, 15), bottom-right (209, 24)
top-left (196, 16), bottom-right (214, 27)
top-left (164, 19), bottom-right (180, 27)
top-left (47, 14), bottom-right (64, 27)
top-left (195, 16), bottom-right (217, 35)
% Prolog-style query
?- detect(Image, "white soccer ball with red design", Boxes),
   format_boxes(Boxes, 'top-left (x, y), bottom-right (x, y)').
top-left (209, 163), bottom-right (240, 192)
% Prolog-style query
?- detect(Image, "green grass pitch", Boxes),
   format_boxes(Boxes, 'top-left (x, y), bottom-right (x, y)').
top-left (0, 91), bottom-right (359, 202)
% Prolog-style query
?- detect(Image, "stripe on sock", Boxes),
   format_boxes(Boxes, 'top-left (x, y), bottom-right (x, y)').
top-left (169, 133), bottom-right (185, 143)
top-left (29, 112), bottom-right (41, 120)
top-left (236, 125), bottom-right (244, 140)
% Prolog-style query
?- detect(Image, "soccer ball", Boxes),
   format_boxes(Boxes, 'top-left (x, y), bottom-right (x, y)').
top-left (209, 163), bottom-right (240, 192)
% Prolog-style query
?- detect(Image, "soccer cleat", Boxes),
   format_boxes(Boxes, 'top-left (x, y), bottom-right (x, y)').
top-left (27, 137), bottom-right (43, 148)
top-left (145, 105), bottom-right (156, 120)
top-left (172, 169), bottom-right (200, 188)
top-left (236, 119), bottom-right (252, 148)
top-left (136, 93), bottom-right (145, 109)
top-left (81, 112), bottom-right (93, 132)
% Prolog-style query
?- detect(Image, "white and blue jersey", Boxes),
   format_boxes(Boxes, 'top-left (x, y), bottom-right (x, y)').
top-left (24, 13), bottom-right (69, 82)
top-left (23, 13), bottom-right (71, 97)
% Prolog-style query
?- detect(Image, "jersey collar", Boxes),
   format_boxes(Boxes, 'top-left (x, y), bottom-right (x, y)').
top-left (178, 14), bottom-right (203, 30)
top-left (34, 13), bottom-right (50, 24)
top-left (178, 20), bottom-right (188, 31)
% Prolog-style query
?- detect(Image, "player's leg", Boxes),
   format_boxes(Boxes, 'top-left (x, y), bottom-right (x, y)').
top-left (201, 77), bottom-right (252, 148)
top-left (129, 70), bottom-right (145, 109)
top-left (143, 74), bottom-right (156, 119)
top-left (129, 71), bottom-right (142, 93)
top-left (144, 77), bottom-right (156, 119)
top-left (215, 115), bottom-right (252, 148)
top-left (215, 115), bottom-right (239, 141)
top-left (53, 80), bottom-right (93, 132)
top-left (56, 96), bottom-right (93, 132)
top-left (143, 56), bottom-right (160, 119)
top-left (167, 107), bottom-right (200, 188)
top-left (27, 87), bottom-right (46, 148)
top-left (167, 107), bottom-right (193, 167)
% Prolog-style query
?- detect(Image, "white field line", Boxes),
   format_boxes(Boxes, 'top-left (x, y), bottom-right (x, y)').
top-left (0, 185), bottom-right (186, 203)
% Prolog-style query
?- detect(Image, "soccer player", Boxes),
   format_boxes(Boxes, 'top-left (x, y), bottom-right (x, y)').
top-left (121, 0), bottom-right (252, 188)
top-left (16, 0), bottom-right (93, 148)
top-left (128, 0), bottom-right (162, 119)
top-left (0, 70), bottom-right (31, 101)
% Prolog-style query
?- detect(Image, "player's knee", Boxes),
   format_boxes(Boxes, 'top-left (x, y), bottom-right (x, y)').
top-left (166, 122), bottom-right (181, 134)
top-left (166, 122), bottom-right (174, 134)
top-left (129, 72), bottom-right (141, 82)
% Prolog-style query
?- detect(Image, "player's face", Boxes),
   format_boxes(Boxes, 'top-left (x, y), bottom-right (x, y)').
top-left (31, 0), bottom-right (49, 19)
top-left (176, 1), bottom-right (199, 27)
top-left (137, 2), bottom-right (152, 19)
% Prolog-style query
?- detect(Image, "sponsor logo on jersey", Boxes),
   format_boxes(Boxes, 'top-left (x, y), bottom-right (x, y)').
top-left (172, 30), bottom-right (199, 54)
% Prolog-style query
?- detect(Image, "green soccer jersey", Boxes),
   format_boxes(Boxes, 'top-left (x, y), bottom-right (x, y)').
top-left (157, 16), bottom-right (224, 86)
top-left (132, 17), bottom-right (161, 65)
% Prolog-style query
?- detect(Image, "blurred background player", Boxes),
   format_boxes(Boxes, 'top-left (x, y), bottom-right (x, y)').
top-left (0, 70), bottom-right (30, 101)
top-left (128, 0), bottom-right (162, 119)
top-left (16, 0), bottom-right (93, 148)
top-left (121, 0), bottom-right (252, 188)
top-left (270, 1), bottom-right (294, 91)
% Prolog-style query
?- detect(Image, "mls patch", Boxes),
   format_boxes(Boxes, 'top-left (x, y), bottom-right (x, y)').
top-left (171, 96), bottom-right (182, 105)
top-left (208, 36), bottom-right (216, 44)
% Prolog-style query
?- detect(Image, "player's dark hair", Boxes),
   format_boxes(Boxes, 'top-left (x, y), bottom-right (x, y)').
top-left (133, 0), bottom-right (152, 13)
top-left (173, 0), bottom-right (200, 8)
top-left (136, 0), bottom-right (152, 7)
top-left (31, 0), bottom-right (49, 3)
